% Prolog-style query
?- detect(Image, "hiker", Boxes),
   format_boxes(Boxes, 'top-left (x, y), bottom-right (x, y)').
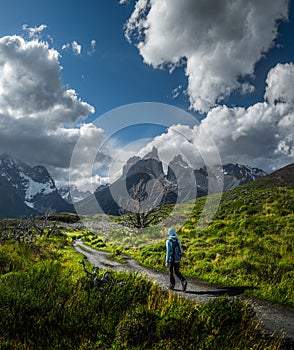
top-left (165, 227), bottom-right (187, 291)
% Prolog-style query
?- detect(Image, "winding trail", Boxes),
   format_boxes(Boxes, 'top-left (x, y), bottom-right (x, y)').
top-left (73, 239), bottom-right (294, 349)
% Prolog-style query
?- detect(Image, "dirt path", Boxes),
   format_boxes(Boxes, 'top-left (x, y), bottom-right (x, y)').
top-left (73, 239), bottom-right (294, 348)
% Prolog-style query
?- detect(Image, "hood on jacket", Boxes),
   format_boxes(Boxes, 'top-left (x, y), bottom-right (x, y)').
top-left (168, 227), bottom-right (178, 240)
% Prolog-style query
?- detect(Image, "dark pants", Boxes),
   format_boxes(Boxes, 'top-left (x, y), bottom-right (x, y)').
top-left (169, 261), bottom-right (186, 287)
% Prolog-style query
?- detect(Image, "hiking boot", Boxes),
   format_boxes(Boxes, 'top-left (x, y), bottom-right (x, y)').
top-left (182, 280), bottom-right (187, 292)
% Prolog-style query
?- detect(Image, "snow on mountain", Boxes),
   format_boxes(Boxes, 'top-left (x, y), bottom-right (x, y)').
top-left (76, 147), bottom-right (268, 216)
top-left (0, 175), bottom-right (36, 218)
top-left (0, 154), bottom-right (54, 209)
top-left (0, 154), bottom-right (74, 216)
top-left (0, 151), bottom-right (268, 219)
top-left (169, 154), bottom-right (191, 169)
top-left (221, 163), bottom-right (267, 191)
top-left (58, 185), bottom-right (92, 204)
top-left (19, 172), bottom-right (55, 202)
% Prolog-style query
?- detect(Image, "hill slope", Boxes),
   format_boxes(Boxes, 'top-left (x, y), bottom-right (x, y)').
top-left (254, 162), bottom-right (294, 187)
top-left (119, 162), bottom-right (294, 305)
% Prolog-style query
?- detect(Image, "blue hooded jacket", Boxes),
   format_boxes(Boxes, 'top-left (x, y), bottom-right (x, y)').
top-left (166, 228), bottom-right (183, 263)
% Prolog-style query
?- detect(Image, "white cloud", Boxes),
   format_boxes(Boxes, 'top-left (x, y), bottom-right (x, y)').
top-left (201, 102), bottom-right (293, 169)
top-left (0, 35), bottom-right (112, 189)
top-left (91, 40), bottom-right (96, 50)
top-left (62, 43), bottom-right (70, 51)
top-left (0, 36), bottom-right (92, 123)
top-left (22, 24), bottom-right (47, 38)
top-left (265, 62), bottom-right (294, 104)
top-left (87, 39), bottom-right (96, 56)
top-left (171, 85), bottom-right (183, 99)
top-left (62, 41), bottom-right (82, 55)
top-left (125, 0), bottom-right (289, 113)
top-left (72, 40), bottom-right (82, 55)
top-left (139, 63), bottom-right (294, 172)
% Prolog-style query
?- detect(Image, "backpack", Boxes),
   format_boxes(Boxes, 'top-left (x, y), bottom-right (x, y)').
top-left (171, 239), bottom-right (182, 262)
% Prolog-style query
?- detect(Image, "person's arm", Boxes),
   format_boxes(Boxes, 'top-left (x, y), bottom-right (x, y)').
top-left (165, 240), bottom-right (171, 267)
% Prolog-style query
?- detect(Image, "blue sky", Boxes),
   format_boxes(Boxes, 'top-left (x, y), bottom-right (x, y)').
top-left (0, 0), bottom-right (190, 117)
top-left (0, 0), bottom-right (293, 190)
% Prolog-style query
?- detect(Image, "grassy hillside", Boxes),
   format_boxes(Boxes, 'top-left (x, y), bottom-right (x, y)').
top-left (0, 164), bottom-right (292, 348)
top-left (111, 166), bottom-right (294, 306)
top-left (0, 233), bottom-right (283, 349)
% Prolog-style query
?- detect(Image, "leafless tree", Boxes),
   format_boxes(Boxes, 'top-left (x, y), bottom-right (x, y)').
top-left (31, 209), bottom-right (57, 238)
top-left (119, 178), bottom-right (171, 229)
top-left (0, 209), bottom-right (60, 245)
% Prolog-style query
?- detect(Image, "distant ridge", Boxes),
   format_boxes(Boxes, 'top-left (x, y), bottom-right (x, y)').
top-left (76, 148), bottom-right (268, 216)
top-left (253, 162), bottom-right (294, 187)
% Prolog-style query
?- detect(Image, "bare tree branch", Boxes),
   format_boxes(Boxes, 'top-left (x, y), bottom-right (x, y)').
top-left (119, 177), bottom-right (170, 228)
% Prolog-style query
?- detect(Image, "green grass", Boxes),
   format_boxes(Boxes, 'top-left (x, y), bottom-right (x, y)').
top-left (115, 185), bottom-right (294, 306)
top-left (0, 235), bottom-right (283, 349)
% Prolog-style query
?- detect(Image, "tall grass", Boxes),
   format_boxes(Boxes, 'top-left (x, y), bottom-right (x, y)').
top-left (110, 186), bottom-right (294, 306)
top-left (0, 236), bottom-right (282, 349)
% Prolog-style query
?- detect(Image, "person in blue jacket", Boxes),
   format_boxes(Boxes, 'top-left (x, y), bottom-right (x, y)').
top-left (165, 227), bottom-right (187, 291)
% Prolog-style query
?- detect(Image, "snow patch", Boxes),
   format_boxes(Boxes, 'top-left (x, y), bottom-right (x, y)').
top-left (24, 201), bottom-right (35, 209)
top-left (19, 172), bottom-right (55, 201)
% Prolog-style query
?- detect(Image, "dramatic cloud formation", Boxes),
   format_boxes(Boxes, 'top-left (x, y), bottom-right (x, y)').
top-left (125, 0), bottom-right (289, 113)
top-left (140, 63), bottom-right (294, 172)
top-left (1, 2), bottom-right (292, 194)
top-left (0, 35), bottom-right (109, 189)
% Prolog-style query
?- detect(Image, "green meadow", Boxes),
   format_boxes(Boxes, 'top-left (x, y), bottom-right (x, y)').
top-left (84, 182), bottom-right (294, 306)
top-left (0, 171), bottom-right (293, 348)
top-left (0, 234), bottom-right (282, 349)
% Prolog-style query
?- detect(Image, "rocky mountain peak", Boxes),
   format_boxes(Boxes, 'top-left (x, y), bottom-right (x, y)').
top-left (167, 154), bottom-right (193, 180)
top-left (143, 146), bottom-right (159, 160)
top-left (123, 148), bottom-right (164, 180)
top-left (222, 163), bottom-right (267, 191)
top-left (72, 151), bottom-right (269, 216)
top-left (58, 185), bottom-right (92, 204)
top-left (0, 154), bottom-right (74, 217)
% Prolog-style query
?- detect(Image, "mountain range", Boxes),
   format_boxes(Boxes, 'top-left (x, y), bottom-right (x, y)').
top-left (0, 154), bottom-right (74, 218)
top-left (75, 147), bottom-right (268, 216)
top-left (57, 185), bottom-right (92, 204)
top-left (2, 151), bottom-right (289, 218)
